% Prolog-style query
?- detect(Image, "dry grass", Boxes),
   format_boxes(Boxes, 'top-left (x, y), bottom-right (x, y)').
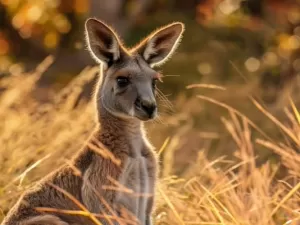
top-left (0, 58), bottom-right (299, 225)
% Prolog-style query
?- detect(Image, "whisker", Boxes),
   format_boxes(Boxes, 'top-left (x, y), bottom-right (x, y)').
top-left (153, 117), bottom-right (162, 125)
top-left (163, 74), bottom-right (181, 77)
top-left (156, 88), bottom-right (174, 112)
top-left (157, 103), bottom-right (175, 114)
top-left (157, 110), bottom-right (174, 117)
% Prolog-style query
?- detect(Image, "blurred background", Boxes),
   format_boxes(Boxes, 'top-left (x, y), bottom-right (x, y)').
top-left (0, 0), bottom-right (300, 224)
top-left (1, 0), bottom-right (299, 93)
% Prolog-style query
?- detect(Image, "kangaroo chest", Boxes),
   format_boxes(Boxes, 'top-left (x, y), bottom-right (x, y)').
top-left (115, 140), bottom-right (157, 220)
top-left (93, 130), bottom-right (157, 220)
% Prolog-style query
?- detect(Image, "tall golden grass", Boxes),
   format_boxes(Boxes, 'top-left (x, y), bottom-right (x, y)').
top-left (0, 57), bottom-right (299, 225)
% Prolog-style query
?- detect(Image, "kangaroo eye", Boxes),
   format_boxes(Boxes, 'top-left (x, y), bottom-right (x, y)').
top-left (116, 76), bottom-right (129, 87)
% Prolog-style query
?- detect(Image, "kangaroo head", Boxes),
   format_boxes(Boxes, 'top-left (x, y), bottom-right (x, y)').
top-left (85, 18), bottom-right (184, 121)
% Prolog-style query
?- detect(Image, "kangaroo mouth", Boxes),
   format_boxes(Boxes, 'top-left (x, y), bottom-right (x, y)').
top-left (135, 113), bottom-right (156, 121)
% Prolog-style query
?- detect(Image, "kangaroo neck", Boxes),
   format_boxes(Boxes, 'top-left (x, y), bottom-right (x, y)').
top-left (96, 103), bottom-right (145, 155)
top-left (99, 105), bottom-right (142, 133)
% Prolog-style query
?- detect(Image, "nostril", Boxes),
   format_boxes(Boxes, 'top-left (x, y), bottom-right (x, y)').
top-left (135, 98), bottom-right (142, 108)
top-left (141, 102), bottom-right (156, 116)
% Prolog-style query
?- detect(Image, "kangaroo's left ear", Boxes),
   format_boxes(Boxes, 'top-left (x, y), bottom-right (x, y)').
top-left (133, 22), bottom-right (185, 67)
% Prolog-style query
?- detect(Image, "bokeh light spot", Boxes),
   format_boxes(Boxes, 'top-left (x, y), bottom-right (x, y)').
top-left (245, 57), bottom-right (260, 72)
top-left (219, 0), bottom-right (240, 15)
top-left (263, 52), bottom-right (279, 66)
top-left (44, 32), bottom-right (59, 49)
top-left (0, 37), bottom-right (9, 55)
top-left (197, 62), bottom-right (212, 75)
top-left (27, 5), bottom-right (43, 22)
top-left (288, 35), bottom-right (300, 50)
top-left (54, 15), bottom-right (71, 34)
top-left (8, 63), bottom-right (23, 75)
top-left (12, 14), bottom-right (25, 29)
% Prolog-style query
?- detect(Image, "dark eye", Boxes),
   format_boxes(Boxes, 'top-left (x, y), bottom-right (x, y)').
top-left (152, 78), bottom-right (158, 89)
top-left (117, 76), bottom-right (129, 87)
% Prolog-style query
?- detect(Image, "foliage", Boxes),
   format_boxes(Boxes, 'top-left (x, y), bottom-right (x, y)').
top-left (1, 0), bottom-right (87, 49)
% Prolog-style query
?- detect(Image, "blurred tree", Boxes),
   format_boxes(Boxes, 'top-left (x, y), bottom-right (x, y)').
top-left (0, 2), bottom-right (47, 61)
top-left (193, 0), bottom-right (300, 104)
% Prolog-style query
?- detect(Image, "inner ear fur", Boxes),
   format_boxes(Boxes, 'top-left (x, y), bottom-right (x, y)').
top-left (85, 18), bottom-right (127, 68)
top-left (131, 22), bottom-right (185, 67)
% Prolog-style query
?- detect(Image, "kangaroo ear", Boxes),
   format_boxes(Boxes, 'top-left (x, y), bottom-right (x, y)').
top-left (85, 18), bottom-right (124, 68)
top-left (134, 22), bottom-right (184, 67)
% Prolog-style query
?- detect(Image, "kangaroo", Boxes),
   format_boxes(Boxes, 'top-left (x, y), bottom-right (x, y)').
top-left (1, 18), bottom-right (184, 225)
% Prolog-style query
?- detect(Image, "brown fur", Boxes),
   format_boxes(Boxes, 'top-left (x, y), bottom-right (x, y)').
top-left (1, 19), bottom-right (184, 225)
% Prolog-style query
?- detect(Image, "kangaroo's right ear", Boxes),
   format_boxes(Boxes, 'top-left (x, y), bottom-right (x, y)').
top-left (85, 18), bottom-right (124, 69)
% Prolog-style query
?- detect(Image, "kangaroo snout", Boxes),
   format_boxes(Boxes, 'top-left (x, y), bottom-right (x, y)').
top-left (141, 100), bottom-right (157, 118)
top-left (135, 97), bottom-right (157, 119)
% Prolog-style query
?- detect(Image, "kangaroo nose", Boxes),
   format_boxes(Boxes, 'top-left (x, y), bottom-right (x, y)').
top-left (140, 100), bottom-right (157, 118)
